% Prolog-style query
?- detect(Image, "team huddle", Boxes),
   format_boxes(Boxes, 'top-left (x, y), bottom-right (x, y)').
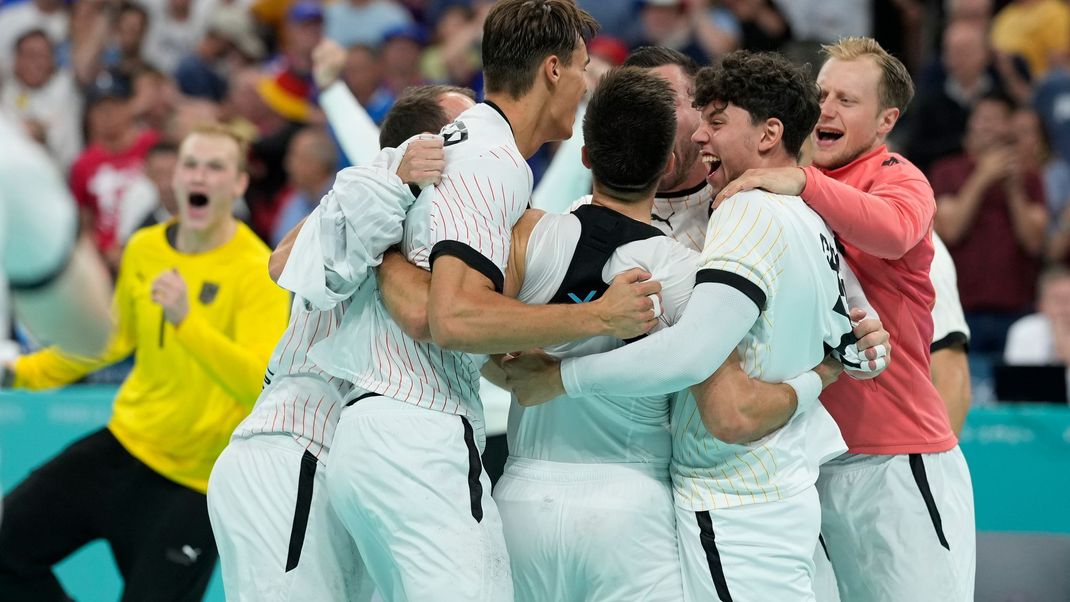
top-left (0, 0), bottom-right (976, 600)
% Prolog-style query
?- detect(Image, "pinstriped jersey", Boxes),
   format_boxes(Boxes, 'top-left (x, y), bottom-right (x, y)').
top-left (308, 102), bottom-right (532, 419)
top-left (230, 295), bottom-right (354, 459)
top-left (651, 181), bottom-right (715, 252)
top-left (670, 190), bottom-right (850, 511)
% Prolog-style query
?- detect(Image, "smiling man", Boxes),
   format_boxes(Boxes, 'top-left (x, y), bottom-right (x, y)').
top-left (509, 50), bottom-right (883, 602)
top-left (717, 37), bottom-right (975, 602)
top-left (0, 123), bottom-right (289, 602)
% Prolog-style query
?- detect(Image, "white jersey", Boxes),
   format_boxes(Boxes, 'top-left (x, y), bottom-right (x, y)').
top-left (230, 295), bottom-right (354, 458)
top-left (307, 102), bottom-right (532, 418)
top-left (650, 181), bottom-right (715, 252)
top-left (508, 210), bottom-right (696, 465)
top-left (930, 232), bottom-right (970, 351)
top-left (671, 190), bottom-right (851, 511)
top-left (0, 112), bottom-right (79, 333)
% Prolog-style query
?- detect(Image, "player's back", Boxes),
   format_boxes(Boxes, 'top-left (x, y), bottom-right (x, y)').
top-left (671, 190), bottom-right (850, 510)
top-left (508, 208), bottom-right (697, 466)
top-left (308, 102), bottom-right (532, 421)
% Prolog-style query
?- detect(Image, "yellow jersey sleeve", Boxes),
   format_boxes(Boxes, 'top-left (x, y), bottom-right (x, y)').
top-left (13, 241), bottom-right (140, 390)
top-left (172, 265), bottom-right (289, 409)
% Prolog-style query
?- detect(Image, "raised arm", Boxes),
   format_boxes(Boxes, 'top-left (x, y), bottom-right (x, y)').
top-left (313, 39), bottom-right (381, 168)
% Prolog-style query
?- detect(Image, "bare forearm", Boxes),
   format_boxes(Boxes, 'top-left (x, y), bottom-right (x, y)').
top-left (935, 176), bottom-right (989, 245)
top-left (1005, 187), bottom-right (1048, 256)
top-left (378, 251), bottom-right (432, 341)
top-left (931, 347), bottom-right (970, 435)
top-left (269, 217), bottom-right (306, 282)
top-left (431, 288), bottom-right (602, 353)
top-left (693, 369), bottom-right (797, 444)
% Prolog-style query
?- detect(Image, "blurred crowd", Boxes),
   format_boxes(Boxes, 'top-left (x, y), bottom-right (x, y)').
top-left (1, 0), bottom-right (1070, 394)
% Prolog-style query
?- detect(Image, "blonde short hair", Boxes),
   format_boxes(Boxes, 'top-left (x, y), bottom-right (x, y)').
top-left (185, 122), bottom-right (251, 172)
top-left (822, 37), bottom-right (915, 114)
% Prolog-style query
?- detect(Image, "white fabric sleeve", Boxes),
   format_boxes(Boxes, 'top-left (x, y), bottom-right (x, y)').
top-left (277, 146), bottom-right (416, 310)
top-left (320, 81), bottom-right (381, 167)
top-left (840, 259), bottom-right (877, 320)
top-left (930, 232), bottom-right (970, 349)
top-left (561, 282), bottom-right (759, 397)
top-left (784, 370), bottom-right (822, 415)
top-left (530, 101), bottom-right (591, 213)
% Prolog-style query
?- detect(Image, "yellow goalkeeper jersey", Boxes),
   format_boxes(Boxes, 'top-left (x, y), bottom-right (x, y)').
top-left (13, 221), bottom-right (289, 493)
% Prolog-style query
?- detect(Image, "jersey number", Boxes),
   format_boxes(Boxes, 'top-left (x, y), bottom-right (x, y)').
top-left (820, 233), bottom-right (855, 356)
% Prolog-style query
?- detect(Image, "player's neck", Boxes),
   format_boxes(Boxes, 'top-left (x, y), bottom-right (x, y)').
top-left (591, 189), bottom-right (654, 224)
top-left (658, 161), bottom-right (709, 196)
top-left (485, 92), bottom-right (549, 159)
top-left (175, 217), bottom-right (237, 254)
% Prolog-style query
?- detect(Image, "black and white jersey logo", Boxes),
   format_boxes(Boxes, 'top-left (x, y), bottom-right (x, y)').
top-left (651, 211), bottom-right (675, 230)
top-left (441, 121), bottom-right (469, 147)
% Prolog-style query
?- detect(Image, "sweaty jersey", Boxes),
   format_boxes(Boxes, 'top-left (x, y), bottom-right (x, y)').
top-left (508, 208), bottom-right (696, 465)
top-left (651, 181), bottom-right (715, 252)
top-left (306, 102), bottom-right (532, 419)
top-left (671, 190), bottom-right (850, 510)
top-left (800, 145), bottom-right (954, 454)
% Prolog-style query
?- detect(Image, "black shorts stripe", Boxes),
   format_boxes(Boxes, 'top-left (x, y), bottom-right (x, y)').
top-left (931, 331), bottom-right (969, 354)
top-left (460, 416), bottom-right (484, 523)
top-left (285, 451), bottom-right (319, 572)
top-left (908, 453), bottom-right (951, 551)
top-left (818, 534), bottom-right (831, 561)
top-left (695, 269), bottom-right (766, 312)
top-left (695, 511), bottom-right (734, 602)
top-left (344, 391), bottom-right (383, 408)
top-left (430, 240), bottom-right (504, 294)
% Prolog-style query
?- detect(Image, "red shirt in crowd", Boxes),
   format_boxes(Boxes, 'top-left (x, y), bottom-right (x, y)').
top-left (929, 154), bottom-right (1045, 313)
top-left (69, 129), bottom-right (160, 256)
top-left (800, 145), bottom-right (956, 455)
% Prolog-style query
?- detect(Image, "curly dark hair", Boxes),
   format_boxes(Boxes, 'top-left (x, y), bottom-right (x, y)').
top-left (693, 51), bottom-right (820, 158)
top-left (583, 67), bottom-right (676, 201)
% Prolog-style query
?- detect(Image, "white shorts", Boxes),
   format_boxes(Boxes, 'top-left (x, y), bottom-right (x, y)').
top-left (207, 434), bottom-right (374, 602)
top-left (816, 447), bottom-right (975, 602)
top-left (494, 457), bottom-right (682, 602)
top-left (676, 485), bottom-right (821, 602)
top-left (325, 395), bottom-right (512, 602)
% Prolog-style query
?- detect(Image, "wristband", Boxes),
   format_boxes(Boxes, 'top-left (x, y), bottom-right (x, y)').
top-left (785, 370), bottom-right (821, 414)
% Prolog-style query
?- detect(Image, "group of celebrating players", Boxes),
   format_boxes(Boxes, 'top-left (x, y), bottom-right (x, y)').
top-left (0, 0), bottom-right (976, 600)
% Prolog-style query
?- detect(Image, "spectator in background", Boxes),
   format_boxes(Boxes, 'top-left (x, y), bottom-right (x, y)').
top-left (0, 0), bottom-right (68, 71)
top-left (71, 77), bottom-right (161, 272)
top-left (708, 0), bottom-right (791, 53)
top-left (0, 29), bottom-right (82, 170)
top-left (903, 21), bottom-right (1005, 173)
top-left (1013, 108), bottom-right (1070, 232)
top-left (380, 24), bottom-right (428, 96)
top-left (1034, 50), bottom-right (1070, 165)
top-left (629, 0), bottom-right (708, 65)
top-left (419, 1), bottom-right (486, 87)
top-left (142, 0), bottom-right (210, 74)
top-left (343, 44), bottom-right (395, 124)
top-left (130, 66), bottom-right (178, 133)
top-left (933, 93), bottom-right (1049, 365)
top-left (946, 0), bottom-right (993, 29)
top-left (990, 0), bottom-right (1070, 79)
top-left (1004, 265), bottom-right (1070, 365)
top-left (175, 5), bottom-right (266, 102)
top-left (269, 127), bottom-right (337, 246)
top-left (324, 0), bottom-right (412, 48)
top-left (117, 141), bottom-right (179, 245)
top-left (107, 1), bottom-right (151, 78)
top-left (276, 0), bottom-right (323, 82)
